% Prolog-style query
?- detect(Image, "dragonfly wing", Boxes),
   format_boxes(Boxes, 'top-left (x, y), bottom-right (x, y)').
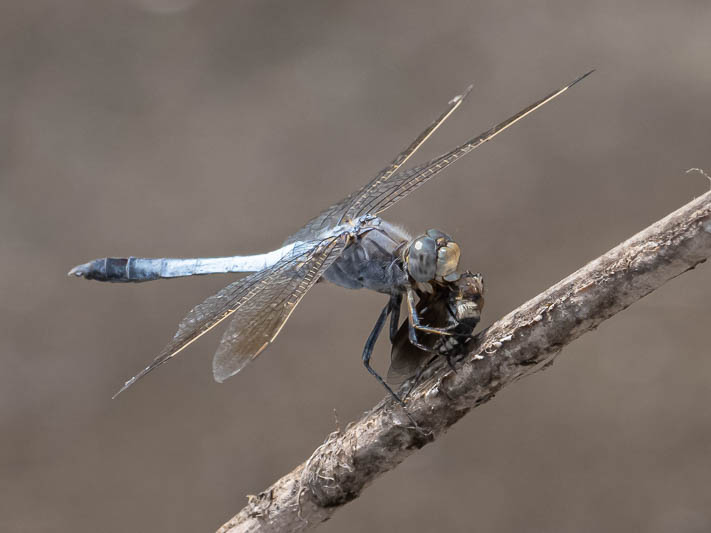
top-left (346, 70), bottom-right (594, 220)
top-left (387, 318), bottom-right (429, 388)
top-left (212, 236), bottom-right (346, 382)
top-left (387, 291), bottom-right (449, 387)
top-left (282, 194), bottom-right (356, 246)
top-left (113, 237), bottom-right (345, 397)
top-left (283, 84), bottom-right (473, 245)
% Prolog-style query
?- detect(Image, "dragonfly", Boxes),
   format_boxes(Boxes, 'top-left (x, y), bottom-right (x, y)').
top-left (69, 70), bottom-right (592, 402)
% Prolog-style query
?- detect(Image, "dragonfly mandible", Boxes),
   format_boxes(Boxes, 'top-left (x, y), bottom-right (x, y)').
top-left (69, 71), bottom-right (593, 402)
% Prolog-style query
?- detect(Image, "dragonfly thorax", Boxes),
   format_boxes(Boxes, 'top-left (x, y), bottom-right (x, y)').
top-left (403, 229), bottom-right (461, 284)
top-left (317, 214), bottom-right (381, 242)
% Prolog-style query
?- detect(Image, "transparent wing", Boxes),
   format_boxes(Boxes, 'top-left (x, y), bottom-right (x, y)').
top-left (387, 322), bottom-right (429, 388)
top-left (345, 70), bottom-right (594, 220)
top-left (212, 236), bottom-right (346, 382)
top-left (113, 236), bottom-right (345, 397)
top-left (387, 295), bottom-right (445, 388)
top-left (283, 85), bottom-right (473, 245)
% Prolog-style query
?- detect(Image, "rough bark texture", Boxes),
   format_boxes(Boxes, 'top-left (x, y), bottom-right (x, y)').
top-left (217, 191), bottom-right (711, 533)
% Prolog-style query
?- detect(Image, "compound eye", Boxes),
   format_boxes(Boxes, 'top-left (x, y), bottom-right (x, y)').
top-left (436, 241), bottom-right (460, 279)
top-left (407, 236), bottom-right (437, 282)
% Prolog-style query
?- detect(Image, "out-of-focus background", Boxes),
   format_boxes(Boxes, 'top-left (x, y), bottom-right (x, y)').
top-left (2, 1), bottom-right (710, 531)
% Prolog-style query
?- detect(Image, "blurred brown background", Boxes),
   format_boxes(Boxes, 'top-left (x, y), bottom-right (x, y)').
top-left (2, 1), bottom-right (710, 531)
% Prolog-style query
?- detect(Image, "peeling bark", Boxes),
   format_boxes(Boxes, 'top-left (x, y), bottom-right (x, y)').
top-left (217, 190), bottom-right (711, 533)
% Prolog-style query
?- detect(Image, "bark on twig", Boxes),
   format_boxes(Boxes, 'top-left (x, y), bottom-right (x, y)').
top-left (217, 191), bottom-right (711, 533)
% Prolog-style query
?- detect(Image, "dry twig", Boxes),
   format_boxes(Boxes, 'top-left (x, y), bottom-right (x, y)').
top-left (217, 190), bottom-right (711, 533)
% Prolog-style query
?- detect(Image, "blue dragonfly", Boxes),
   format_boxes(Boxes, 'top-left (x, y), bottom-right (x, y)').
top-left (69, 71), bottom-right (593, 402)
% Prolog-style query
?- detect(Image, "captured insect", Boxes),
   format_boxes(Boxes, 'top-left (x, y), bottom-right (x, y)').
top-left (388, 271), bottom-right (484, 397)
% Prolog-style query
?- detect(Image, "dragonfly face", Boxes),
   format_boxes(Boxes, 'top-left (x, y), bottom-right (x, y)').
top-left (404, 229), bottom-right (461, 283)
top-left (68, 71), bottom-right (592, 399)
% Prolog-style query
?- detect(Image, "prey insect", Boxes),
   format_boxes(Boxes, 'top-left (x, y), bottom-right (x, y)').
top-left (387, 271), bottom-right (484, 399)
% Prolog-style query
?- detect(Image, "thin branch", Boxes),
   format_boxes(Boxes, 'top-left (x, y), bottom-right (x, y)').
top-left (217, 190), bottom-right (711, 533)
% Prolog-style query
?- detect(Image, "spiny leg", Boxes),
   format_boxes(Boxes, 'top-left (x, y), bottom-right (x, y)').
top-left (406, 287), bottom-right (457, 336)
top-left (388, 293), bottom-right (402, 343)
top-left (402, 290), bottom-right (467, 399)
top-left (404, 354), bottom-right (440, 400)
top-left (405, 287), bottom-right (456, 353)
top-left (363, 298), bottom-right (406, 406)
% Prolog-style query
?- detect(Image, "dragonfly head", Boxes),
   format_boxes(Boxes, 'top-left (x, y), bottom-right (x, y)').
top-left (405, 229), bottom-right (461, 283)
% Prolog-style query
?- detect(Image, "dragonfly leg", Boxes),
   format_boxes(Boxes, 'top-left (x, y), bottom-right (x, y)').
top-left (402, 338), bottom-right (461, 401)
top-left (406, 287), bottom-right (457, 336)
top-left (388, 293), bottom-right (402, 343)
top-left (405, 288), bottom-right (457, 355)
top-left (363, 300), bottom-right (406, 406)
top-left (403, 354), bottom-right (440, 400)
